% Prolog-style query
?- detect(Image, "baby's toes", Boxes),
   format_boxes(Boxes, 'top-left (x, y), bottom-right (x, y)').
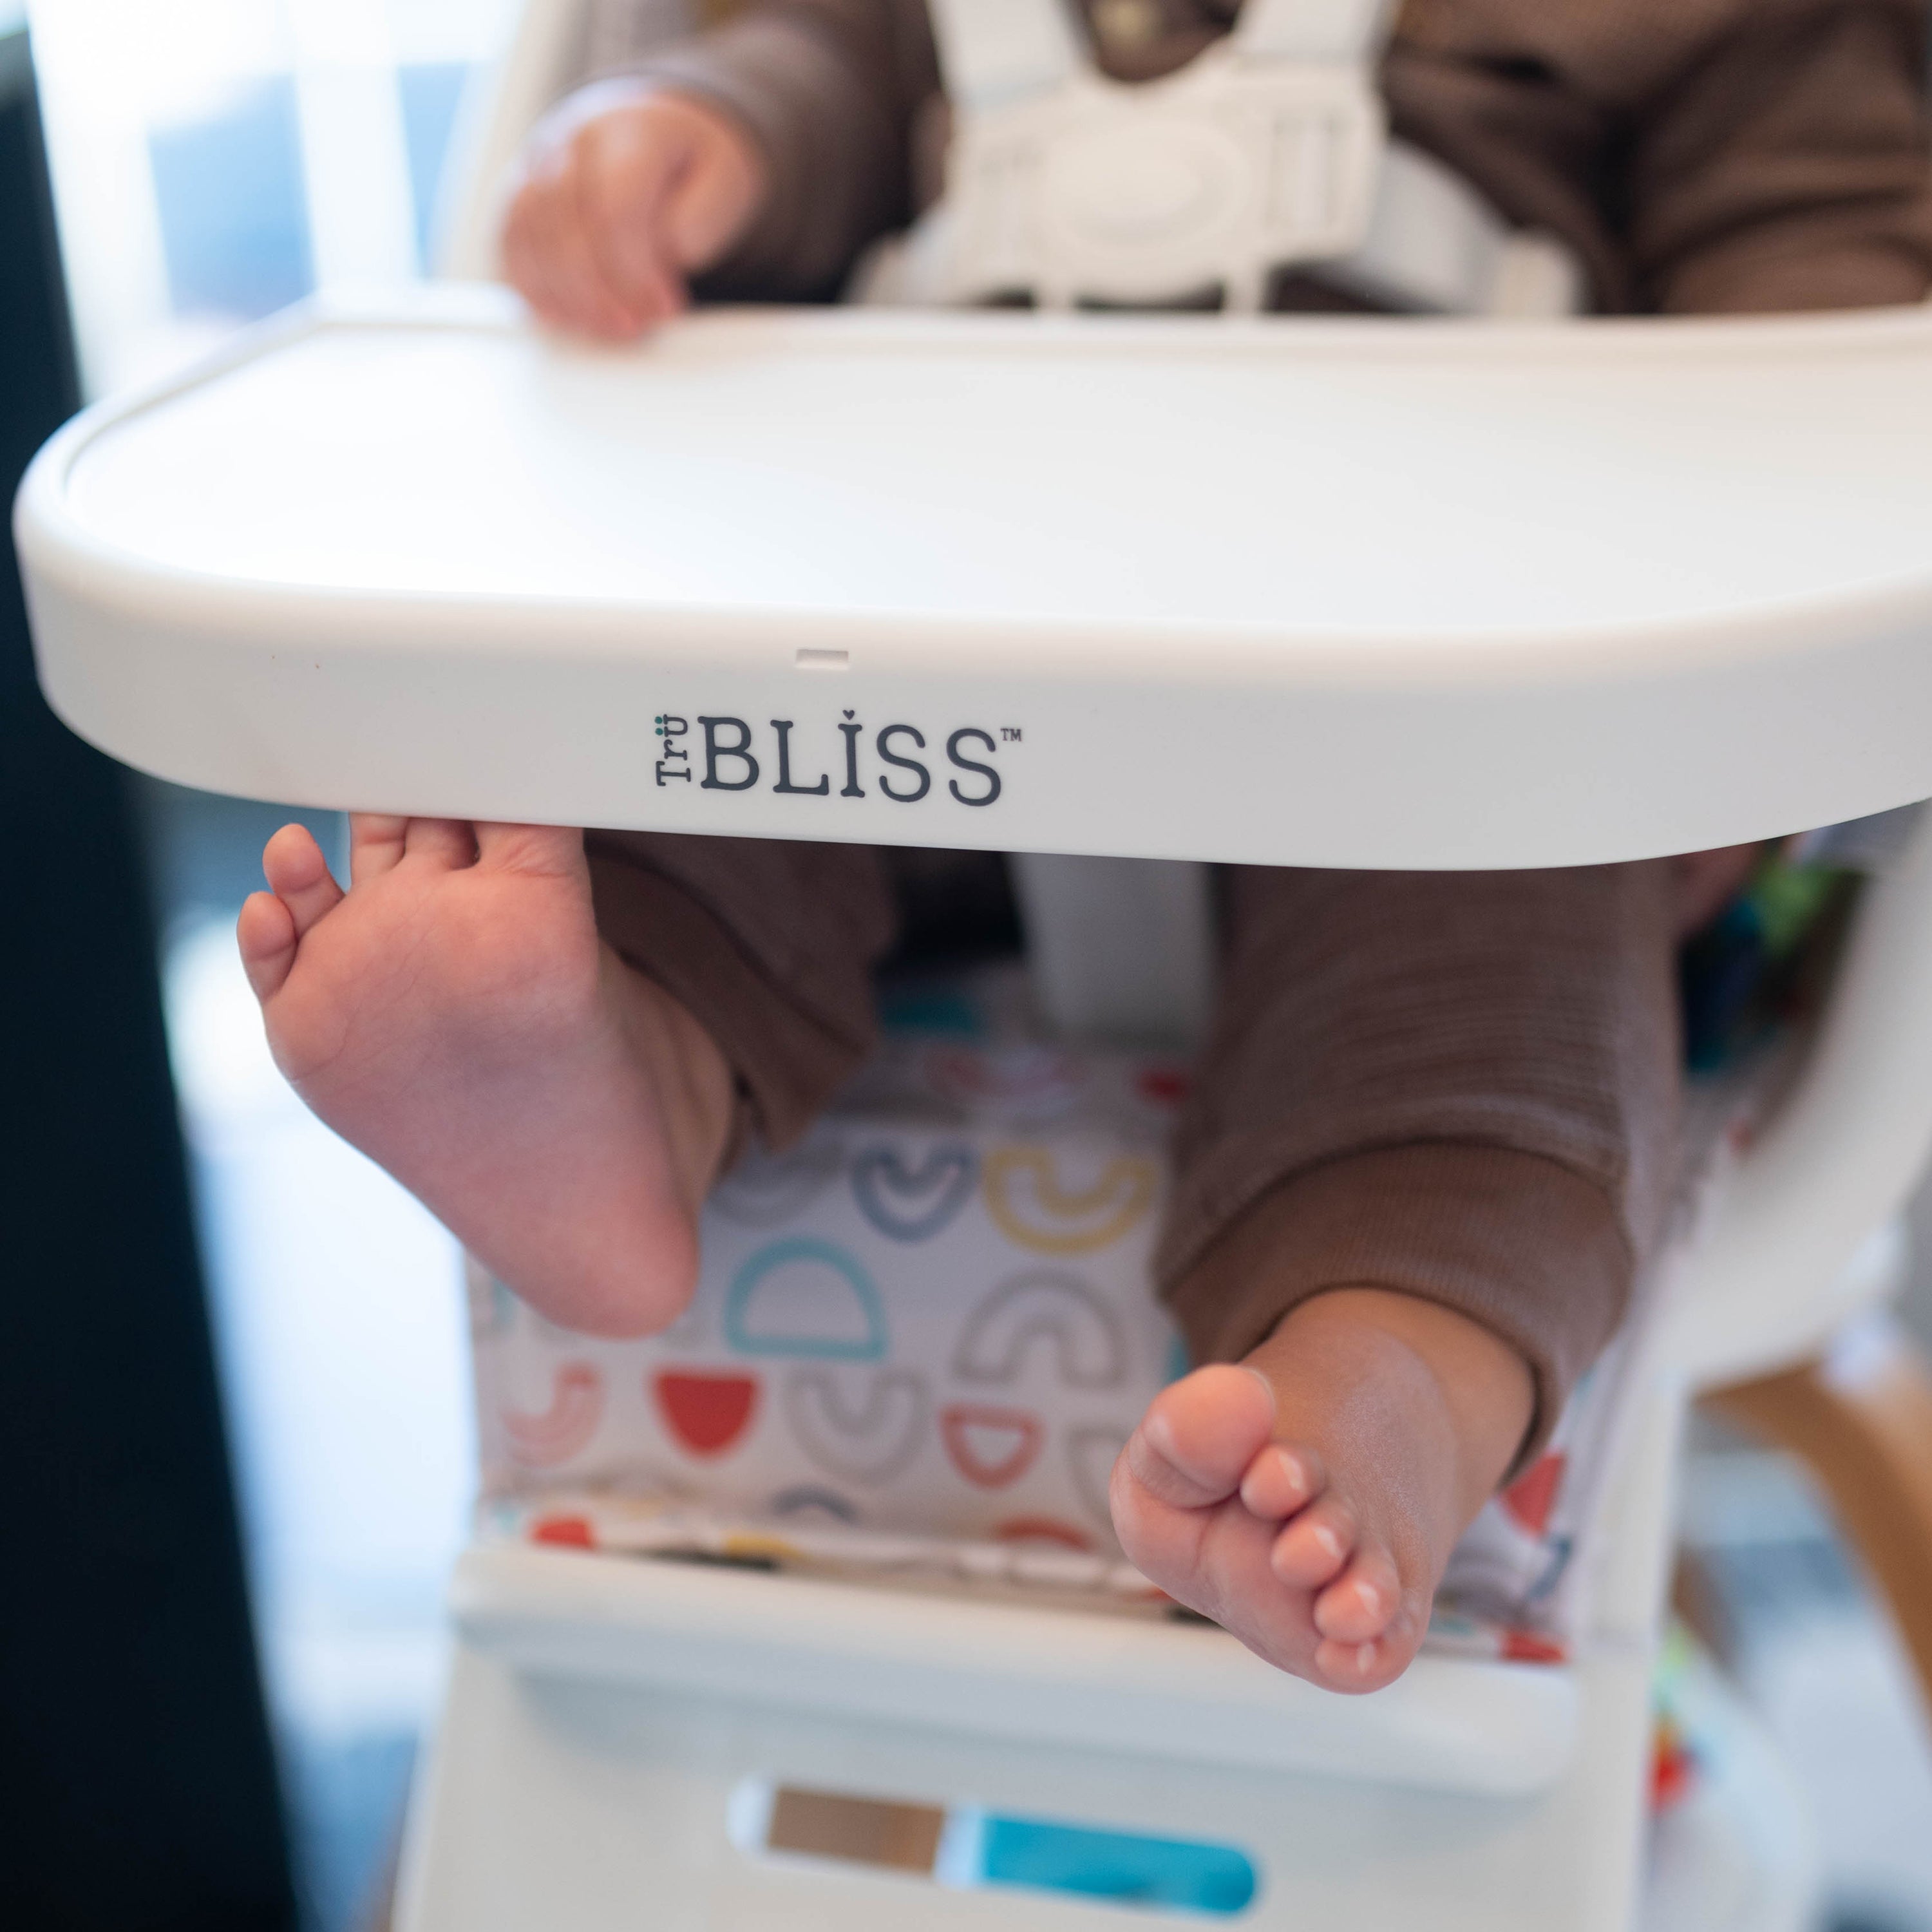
top-left (1313, 1609), bottom-right (1425, 1695)
top-left (1124, 1365), bottom-right (1277, 1510)
top-left (1269, 1495), bottom-right (1357, 1589)
top-left (260, 824), bottom-right (345, 938)
top-left (238, 891), bottom-right (299, 1001)
top-left (1311, 1544), bottom-right (1401, 1647)
top-left (1238, 1440), bottom-right (1324, 1522)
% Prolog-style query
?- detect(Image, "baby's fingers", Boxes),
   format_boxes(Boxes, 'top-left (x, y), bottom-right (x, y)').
top-left (662, 119), bottom-right (767, 272)
top-left (576, 113), bottom-right (690, 323)
top-left (506, 161), bottom-right (638, 339)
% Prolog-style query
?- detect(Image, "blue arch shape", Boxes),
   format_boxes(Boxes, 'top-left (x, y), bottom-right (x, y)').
top-left (724, 1237), bottom-right (889, 1361)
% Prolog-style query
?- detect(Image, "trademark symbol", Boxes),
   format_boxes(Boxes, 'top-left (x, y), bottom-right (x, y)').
top-left (1001, 726), bottom-right (1023, 743)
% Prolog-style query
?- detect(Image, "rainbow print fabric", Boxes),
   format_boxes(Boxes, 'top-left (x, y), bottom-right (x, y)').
top-left (470, 1039), bottom-right (1662, 1653)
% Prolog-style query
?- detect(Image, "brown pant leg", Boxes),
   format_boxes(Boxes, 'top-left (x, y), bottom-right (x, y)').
top-left (1160, 862), bottom-right (1681, 1464)
top-left (585, 831), bottom-right (896, 1151)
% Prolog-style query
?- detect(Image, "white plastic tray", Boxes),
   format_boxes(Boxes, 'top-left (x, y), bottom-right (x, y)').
top-left (448, 1542), bottom-right (1578, 1798)
top-left (19, 287), bottom-right (1932, 867)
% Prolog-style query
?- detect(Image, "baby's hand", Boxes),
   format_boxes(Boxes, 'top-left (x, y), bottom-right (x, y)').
top-left (502, 82), bottom-right (768, 340)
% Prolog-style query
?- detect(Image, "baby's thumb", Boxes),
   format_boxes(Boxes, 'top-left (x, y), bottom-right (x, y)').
top-left (665, 138), bottom-right (765, 272)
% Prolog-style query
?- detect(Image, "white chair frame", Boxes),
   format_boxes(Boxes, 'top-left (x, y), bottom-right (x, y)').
top-left (377, 6), bottom-right (1932, 1928)
top-left (26, 2), bottom-right (1932, 1926)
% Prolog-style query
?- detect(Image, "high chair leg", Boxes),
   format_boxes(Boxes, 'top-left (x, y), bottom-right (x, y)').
top-left (1703, 1316), bottom-right (1932, 1717)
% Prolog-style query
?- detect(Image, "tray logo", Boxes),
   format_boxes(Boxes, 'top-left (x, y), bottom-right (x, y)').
top-left (654, 710), bottom-right (1014, 808)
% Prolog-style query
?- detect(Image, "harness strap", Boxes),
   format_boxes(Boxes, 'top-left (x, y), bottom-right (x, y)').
top-left (1235, 0), bottom-right (1398, 64)
top-left (926, 1), bottom-right (1398, 105)
top-left (925, 0), bottom-right (1084, 109)
top-left (891, 0), bottom-right (1577, 315)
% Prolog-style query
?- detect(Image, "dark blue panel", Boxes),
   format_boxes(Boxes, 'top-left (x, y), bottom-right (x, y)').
top-left (0, 29), bottom-right (296, 1930)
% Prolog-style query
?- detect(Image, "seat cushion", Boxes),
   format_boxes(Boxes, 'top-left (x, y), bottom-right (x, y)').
top-left (469, 1037), bottom-right (1717, 1654)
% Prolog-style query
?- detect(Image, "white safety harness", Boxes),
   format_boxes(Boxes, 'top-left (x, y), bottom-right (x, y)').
top-left (858, 0), bottom-right (1583, 316)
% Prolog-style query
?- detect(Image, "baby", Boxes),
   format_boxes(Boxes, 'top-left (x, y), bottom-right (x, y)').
top-left (239, 0), bottom-right (1932, 1690)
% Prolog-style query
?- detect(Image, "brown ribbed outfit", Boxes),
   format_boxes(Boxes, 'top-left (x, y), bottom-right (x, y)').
top-left (636, 0), bottom-right (1932, 314)
top-left (580, 0), bottom-right (1932, 1457)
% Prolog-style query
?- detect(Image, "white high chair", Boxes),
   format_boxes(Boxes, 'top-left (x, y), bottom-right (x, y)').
top-left (19, 2), bottom-right (1932, 1927)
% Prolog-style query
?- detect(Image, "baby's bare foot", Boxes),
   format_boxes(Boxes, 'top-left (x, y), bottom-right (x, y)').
top-left (1111, 1289), bottom-right (1533, 1692)
top-left (237, 816), bottom-right (732, 1336)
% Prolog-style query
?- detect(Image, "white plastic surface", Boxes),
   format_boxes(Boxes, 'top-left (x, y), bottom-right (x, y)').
top-left (1640, 1650), bottom-right (1820, 1932)
top-left (926, 0), bottom-right (1082, 108)
top-left (402, 1175), bottom-right (1696, 1932)
top-left (1669, 804), bottom-right (1932, 1388)
top-left (895, 24), bottom-right (1387, 309)
top-left (401, 1643), bottom-right (1651, 1932)
top-left (1009, 853), bottom-right (1215, 1042)
top-left (890, 0), bottom-right (1557, 316)
top-left (401, 1563), bottom-right (1653, 1932)
top-left (450, 1542), bottom-right (1577, 1797)
top-left (21, 289), bottom-right (1932, 869)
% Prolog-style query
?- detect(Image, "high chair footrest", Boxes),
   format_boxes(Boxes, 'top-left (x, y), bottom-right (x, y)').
top-left (450, 1542), bottom-right (1579, 1798)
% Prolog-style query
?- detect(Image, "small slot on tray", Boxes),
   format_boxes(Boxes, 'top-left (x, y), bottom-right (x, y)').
top-left (795, 647), bottom-right (849, 671)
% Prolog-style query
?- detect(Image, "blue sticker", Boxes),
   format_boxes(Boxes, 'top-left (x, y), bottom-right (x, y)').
top-left (724, 1237), bottom-right (889, 1360)
top-left (970, 1815), bottom-right (1257, 1916)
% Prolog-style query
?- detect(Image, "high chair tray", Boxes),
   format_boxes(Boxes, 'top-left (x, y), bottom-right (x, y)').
top-left (20, 287), bottom-right (1932, 867)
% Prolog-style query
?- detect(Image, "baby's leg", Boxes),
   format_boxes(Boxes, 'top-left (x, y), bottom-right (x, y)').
top-left (240, 820), bottom-right (893, 1336)
top-left (1112, 862), bottom-right (1683, 1689)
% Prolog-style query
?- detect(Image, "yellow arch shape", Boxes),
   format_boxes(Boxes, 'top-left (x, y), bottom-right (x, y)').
top-left (982, 1146), bottom-right (1158, 1256)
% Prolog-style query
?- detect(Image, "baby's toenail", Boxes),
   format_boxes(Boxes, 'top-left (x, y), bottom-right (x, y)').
top-left (1312, 1525), bottom-right (1341, 1560)
top-left (1355, 1581), bottom-right (1381, 1616)
top-left (1356, 1643), bottom-right (1376, 1676)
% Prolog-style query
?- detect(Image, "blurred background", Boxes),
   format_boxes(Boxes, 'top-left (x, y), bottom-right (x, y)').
top-left (31, 15), bottom-right (511, 1917)
top-left (1, 3), bottom-right (1931, 1929)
